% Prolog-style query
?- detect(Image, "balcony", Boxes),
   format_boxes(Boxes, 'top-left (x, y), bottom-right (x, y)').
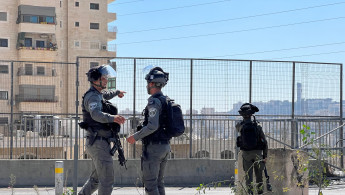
top-left (108, 12), bottom-right (116, 23)
top-left (107, 44), bottom-right (117, 52)
top-left (18, 48), bottom-right (57, 61)
top-left (17, 68), bottom-right (58, 85)
top-left (17, 33), bottom-right (57, 60)
top-left (102, 44), bottom-right (116, 57)
top-left (19, 0), bottom-right (55, 7)
top-left (19, 23), bottom-right (55, 34)
top-left (108, 25), bottom-right (117, 41)
top-left (15, 95), bottom-right (58, 103)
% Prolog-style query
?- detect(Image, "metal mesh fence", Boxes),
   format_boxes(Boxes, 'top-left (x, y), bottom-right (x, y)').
top-left (0, 58), bottom-right (343, 168)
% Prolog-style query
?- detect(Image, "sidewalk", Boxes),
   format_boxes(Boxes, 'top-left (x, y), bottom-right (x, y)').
top-left (1, 185), bottom-right (345, 195)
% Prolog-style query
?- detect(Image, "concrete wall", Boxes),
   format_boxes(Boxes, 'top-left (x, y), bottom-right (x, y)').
top-left (237, 149), bottom-right (309, 195)
top-left (0, 159), bottom-right (235, 187)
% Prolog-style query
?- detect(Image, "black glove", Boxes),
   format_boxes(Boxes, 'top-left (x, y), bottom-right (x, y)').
top-left (136, 124), bottom-right (143, 132)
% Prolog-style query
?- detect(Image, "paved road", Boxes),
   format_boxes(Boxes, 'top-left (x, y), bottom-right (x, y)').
top-left (1, 185), bottom-right (345, 195)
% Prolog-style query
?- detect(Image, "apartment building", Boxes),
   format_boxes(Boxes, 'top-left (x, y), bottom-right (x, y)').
top-left (0, 0), bottom-right (117, 118)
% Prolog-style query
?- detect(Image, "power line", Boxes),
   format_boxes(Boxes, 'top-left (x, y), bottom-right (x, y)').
top-left (118, 1), bottom-right (345, 34)
top-left (116, 0), bottom-right (232, 16)
top-left (117, 16), bottom-right (345, 45)
top-left (268, 50), bottom-right (345, 60)
top-left (203, 41), bottom-right (345, 59)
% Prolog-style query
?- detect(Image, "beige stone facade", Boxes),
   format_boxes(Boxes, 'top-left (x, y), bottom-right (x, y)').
top-left (0, 0), bottom-right (117, 116)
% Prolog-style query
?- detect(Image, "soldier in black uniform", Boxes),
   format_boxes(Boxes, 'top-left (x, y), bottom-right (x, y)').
top-left (236, 103), bottom-right (268, 195)
top-left (78, 65), bottom-right (126, 195)
top-left (127, 66), bottom-right (170, 195)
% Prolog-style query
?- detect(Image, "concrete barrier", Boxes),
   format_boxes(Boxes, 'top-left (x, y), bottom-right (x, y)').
top-left (237, 148), bottom-right (309, 195)
top-left (0, 159), bottom-right (235, 187)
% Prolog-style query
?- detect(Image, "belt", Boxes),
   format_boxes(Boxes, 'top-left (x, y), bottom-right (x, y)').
top-left (87, 136), bottom-right (110, 143)
top-left (145, 140), bottom-right (170, 145)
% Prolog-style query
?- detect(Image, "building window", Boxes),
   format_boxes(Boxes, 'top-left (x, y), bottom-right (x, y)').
top-left (74, 41), bottom-right (80, 48)
top-left (18, 85), bottom-right (56, 102)
top-left (90, 3), bottom-right (99, 10)
top-left (90, 42), bottom-right (100, 49)
top-left (30, 16), bottom-right (38, 23)
top-left (90, 23), bottom-right (99, 30)
top-left (46, 16), bottom-right (54, 24)
top-left (75, 2), bottom-right (79, 7)
top-left (0, 12), bottom-right (7, 21)
top-left (0, 117), bottom-right (8, 124)
top-left (75, 22), bottom-right (79, 27)
top-left (39, 16), bottom-right (46, 23)
top-left (0, 39), bottom-right (8, 47)
top-left (25, 38), bottom-right (32, 47)
top-left (90, 62), bottom-right (99, 68)
top-left (0, 65), bottom-right (8, 74)
top-left (25, 64), bottom-right (33, 75)
top-left (37, 66), bottom-right (45, 75)
top-left (0, 91), bottom-right (8, 100)
top-left (108, 78), bottom-right (116, 89)
top-left (36, 40), bottom-right (45, 48)
top-left (23, 15), bottom-right (30, 22)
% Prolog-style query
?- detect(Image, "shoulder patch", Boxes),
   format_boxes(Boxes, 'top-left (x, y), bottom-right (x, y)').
top-left (89, 102), bottom-right (98, 111)
top-left (149, 108), bottom-right (157, 117)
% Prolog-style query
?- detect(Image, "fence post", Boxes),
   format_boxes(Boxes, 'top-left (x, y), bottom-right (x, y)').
top-left (291, 62), bottom-right (297, 149)
top-left (249, 61), bottom-right (252, 103)
top-left (10, 61), bottom-right (14, 159)
top-left (189, 59), bottom-right (193, 158)
top-left (55, 161), bottom-right (64, 195)
top-left (133, 58), bottom-right (136, 159)
top-left (73, 58), bottom-right (80, 194)
top-left (340, 63), bottom-right (343, 168)
top-left (234, 129), bottom-right (239, 186)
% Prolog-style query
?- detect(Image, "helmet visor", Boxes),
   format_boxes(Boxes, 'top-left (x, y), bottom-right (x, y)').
top-left (142, 65), bottom-right (156, 74)
top-left (99, 65), bottom-right (117, 79)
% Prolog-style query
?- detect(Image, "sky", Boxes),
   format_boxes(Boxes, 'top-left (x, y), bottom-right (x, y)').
top-left (107, 0), bottom-right (345, 113)
top-left (109, 0), bottom-right (345, 62)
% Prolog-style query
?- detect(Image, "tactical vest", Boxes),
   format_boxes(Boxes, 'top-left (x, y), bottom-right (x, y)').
top-left (81, 87), bottom-right (118, 137)
top-left (142, 93), bottom-right (170, 144)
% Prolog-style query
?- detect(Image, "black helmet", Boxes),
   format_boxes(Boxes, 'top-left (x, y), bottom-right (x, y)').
top-left (86, 65), bottom-right (117, 82)
top-left (238, 103), bottom-right (259, 116)
top-left (145, 66), bottom-right (169, 87)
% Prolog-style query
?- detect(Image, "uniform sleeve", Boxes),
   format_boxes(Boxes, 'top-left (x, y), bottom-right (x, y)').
top-left (258, 125), bottom-right (268, 159)
top-left (133, 98), bottom-right (162, 141)
top-left (85, 93), bottom-right (115, 123)
top-left (102, 89), bottom-right (120, 100)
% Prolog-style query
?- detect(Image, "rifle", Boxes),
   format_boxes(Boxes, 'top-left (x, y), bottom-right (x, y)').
top-left (109, 133), bottom-right (127, 169)
top-left (102, 99), bottom-right (127, 169)
top-left (263, 163), bottom-right (272, 191)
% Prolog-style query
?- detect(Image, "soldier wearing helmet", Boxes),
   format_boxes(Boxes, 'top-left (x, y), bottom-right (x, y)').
top-left (236, 103), bottom-right (268, 195)
top-left (79, 65), bottom-right (126, 195)
top-left (127, 66), bottom-right (171, 195)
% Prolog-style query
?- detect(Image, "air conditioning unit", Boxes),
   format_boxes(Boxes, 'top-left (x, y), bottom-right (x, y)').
top-left (101, 45), bottom-right (107, 50)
